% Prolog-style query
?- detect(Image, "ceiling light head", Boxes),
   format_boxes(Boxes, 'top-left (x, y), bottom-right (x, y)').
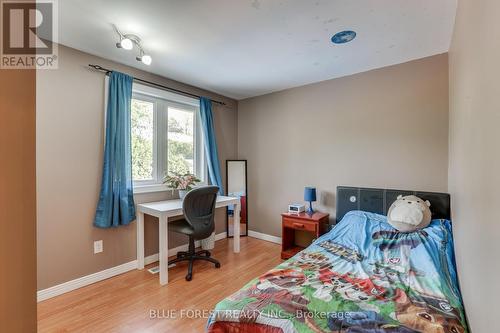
top-left (331, 30), bottom-right (357, 44)
top-left (118, 37), bottom-right (134, 50)
top-left (136, 53), bottom-right (152, 66)
top-left (141, 54), bottom-right (152, 65)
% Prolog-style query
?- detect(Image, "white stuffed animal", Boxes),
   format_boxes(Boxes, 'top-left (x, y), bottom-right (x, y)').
top-left (387, 195), bottom-right (431, 232)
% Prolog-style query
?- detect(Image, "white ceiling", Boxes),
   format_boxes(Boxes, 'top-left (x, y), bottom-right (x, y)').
top-left (56, 0), bottom-right (457, 100)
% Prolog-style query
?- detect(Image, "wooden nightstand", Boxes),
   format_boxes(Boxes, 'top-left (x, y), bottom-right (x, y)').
top-left (281, 212), bottom-right (330, 259)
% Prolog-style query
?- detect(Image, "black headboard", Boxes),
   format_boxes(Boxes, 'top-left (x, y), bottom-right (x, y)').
top-left (336, 186), bottom-right (451, 223)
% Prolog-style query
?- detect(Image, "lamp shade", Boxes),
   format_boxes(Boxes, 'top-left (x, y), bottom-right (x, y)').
top-left (304, 187), bottom-right (317, 202)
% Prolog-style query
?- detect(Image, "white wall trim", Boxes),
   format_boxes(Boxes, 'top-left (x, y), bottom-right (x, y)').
top-left (143, 231), bottom-right (227, 265)
top-left (37, 260), bottom-right (137, 302)
top-left (248, 230), bottom-right (282, 244)
top-left (37, 232), bottom-right (227, 302)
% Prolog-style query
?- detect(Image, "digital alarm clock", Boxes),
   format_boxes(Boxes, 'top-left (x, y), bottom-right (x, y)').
top-left (288, 204), bottom-right (305, 214)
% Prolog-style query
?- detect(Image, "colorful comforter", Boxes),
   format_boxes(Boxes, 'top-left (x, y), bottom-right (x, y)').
top-left (207, 211), bottom-right (468, 333)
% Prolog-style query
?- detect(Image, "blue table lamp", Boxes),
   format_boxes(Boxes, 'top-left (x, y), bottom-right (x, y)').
top-left (304, 187), bottom-right (317, 215)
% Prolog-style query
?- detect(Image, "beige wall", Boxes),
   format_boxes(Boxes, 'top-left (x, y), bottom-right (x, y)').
top-left (238, 54), bottom-right (449, 237)
top-left (448, 1), bottom-right (500, 331)
top-left (36, 45), bottom-right (238, 290)
top-left (0, 70), bottom-right (37, 332)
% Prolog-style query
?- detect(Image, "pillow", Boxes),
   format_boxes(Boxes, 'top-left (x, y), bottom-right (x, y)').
top-left (387, 195), bottom-right (431, 232)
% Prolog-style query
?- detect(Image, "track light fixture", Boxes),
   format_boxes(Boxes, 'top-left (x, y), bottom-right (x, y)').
top-left (113, 24), bottom-right (152, 65)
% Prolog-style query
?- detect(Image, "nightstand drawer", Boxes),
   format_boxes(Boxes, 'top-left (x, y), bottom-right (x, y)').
top-left (283, 218), bottom-right (317, 232)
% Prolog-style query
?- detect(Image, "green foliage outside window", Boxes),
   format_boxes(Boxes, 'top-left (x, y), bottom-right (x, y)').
top-left (167, 109), bottom-right (195, 176)
top-left (168, 140), bottom-right (194, 175)
top-left (131, 99), bottom-right (153, 180)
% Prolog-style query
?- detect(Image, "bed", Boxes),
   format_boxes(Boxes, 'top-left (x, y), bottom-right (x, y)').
top-left (207, 187), bottom-right (468, 333)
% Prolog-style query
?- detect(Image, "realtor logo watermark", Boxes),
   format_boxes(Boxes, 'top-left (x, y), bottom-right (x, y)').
top-left (1, 0), bottom-right (58, 69)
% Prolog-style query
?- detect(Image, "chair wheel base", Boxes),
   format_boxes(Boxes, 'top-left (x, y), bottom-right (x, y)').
top-left (215, 262), bottom-right (221, 268)
top-left (185, 274), bottom-right (192, 281)
top-left (195, 250), bottom-right (211, 257)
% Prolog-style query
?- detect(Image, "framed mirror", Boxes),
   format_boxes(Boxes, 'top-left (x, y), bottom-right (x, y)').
top-left (226, 160), bottom-right (248, 237)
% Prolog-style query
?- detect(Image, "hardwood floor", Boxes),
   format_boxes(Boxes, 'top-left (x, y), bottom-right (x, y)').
top-left (38, 237), bottom-right (281, 333)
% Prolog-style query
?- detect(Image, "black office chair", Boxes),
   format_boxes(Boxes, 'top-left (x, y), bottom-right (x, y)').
top-left (168, 186), bottom-right (221, 281)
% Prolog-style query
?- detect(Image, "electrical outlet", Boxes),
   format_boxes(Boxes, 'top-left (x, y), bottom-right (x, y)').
top-left (94, 240), bottom-right (103, 254)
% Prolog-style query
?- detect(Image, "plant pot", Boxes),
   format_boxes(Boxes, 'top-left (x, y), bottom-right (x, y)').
top-left (178, 189), bottom-right (188, 200)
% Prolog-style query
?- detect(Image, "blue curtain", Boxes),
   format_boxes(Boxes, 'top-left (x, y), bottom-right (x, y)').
top-left (200, 97), bottom-right (224, 195)
top-left (94, 71), bottom-right (136, 228)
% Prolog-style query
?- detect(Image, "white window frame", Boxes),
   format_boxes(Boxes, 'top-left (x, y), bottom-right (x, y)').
top-left (127, 82), bottom-right (206, 193)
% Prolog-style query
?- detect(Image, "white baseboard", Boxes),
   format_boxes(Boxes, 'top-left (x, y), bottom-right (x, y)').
top-left (248, 230), bottom-right (282, 244)
top-left (37, 231), bottom-right (227, 302)
top-left (143, 231), bottom-right (227, 266)
top-left (37, 260), bottom-right (138, 302)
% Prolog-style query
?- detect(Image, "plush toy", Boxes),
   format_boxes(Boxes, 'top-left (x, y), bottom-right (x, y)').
top-left (387, 195), bottom-right (432, 232)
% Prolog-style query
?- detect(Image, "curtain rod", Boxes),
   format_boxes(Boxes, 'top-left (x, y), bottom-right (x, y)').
top-left (88, 64), bottom-right (226, 106)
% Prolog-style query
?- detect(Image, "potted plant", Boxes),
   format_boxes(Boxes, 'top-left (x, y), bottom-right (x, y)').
top-left (163, 173), bottom-right (201, 199)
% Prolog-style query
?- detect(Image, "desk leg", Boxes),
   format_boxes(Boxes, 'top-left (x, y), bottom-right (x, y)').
top-left (234, 202), bottom-right (240, 253)
top-left (159, 215), bottom-right (169, 285)
top-left (137, 211), bottom-right (145, 270)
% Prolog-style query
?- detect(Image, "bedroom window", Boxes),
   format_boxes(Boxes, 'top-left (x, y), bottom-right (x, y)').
top-left (129, 83), bottom-right (205, 192)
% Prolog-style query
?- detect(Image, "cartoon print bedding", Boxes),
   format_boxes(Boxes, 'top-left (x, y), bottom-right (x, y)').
top-left (207, 211), bottom-right (468, 333)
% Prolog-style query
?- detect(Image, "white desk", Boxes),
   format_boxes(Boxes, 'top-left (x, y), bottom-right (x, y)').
top-left (136, 195), bottom-right (240, 285)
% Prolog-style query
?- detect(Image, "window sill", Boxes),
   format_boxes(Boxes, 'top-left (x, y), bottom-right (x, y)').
top-left (133, 182), bottom-right (209, 195)
top-left (133, 184), bottom-right (172, 194)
